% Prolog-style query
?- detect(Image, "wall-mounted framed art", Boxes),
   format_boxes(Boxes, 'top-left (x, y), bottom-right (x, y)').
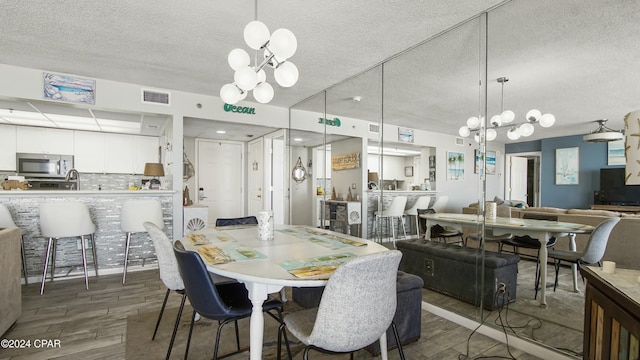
top-left (555, 147), bottom-right (579, 185)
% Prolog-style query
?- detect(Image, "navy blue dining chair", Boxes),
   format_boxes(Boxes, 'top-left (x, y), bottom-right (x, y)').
top-left (173, 240), bottom-right (290, 359)
top-left (215, 216), bottom-right (258, 227)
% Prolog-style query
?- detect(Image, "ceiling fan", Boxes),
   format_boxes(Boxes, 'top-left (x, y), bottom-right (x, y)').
top-left (583, 119), bottom-right (624, 143)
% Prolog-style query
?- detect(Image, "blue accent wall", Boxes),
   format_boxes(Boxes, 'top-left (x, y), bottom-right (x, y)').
top-left (505, 135), bottom-right (618, 209)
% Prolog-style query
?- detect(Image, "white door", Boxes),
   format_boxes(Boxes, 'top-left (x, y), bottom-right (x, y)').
top-left (248, 138), bottom-right (264, 216)
top-left (196, 139), bottom-right (244, 225)
top-left (272, 138), bottom-right (285, 224)
top-left (508, 156), bottom-right (528, 202)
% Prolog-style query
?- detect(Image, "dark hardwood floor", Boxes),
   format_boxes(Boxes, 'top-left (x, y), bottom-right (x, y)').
top-left (0, 268), bottom-right (550, 359)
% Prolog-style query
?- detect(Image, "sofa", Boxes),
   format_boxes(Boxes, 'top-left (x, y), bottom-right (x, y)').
top-left (461, 204), bottom-right (640, 270)
top-left (0, 227), bottom-right (21, 336)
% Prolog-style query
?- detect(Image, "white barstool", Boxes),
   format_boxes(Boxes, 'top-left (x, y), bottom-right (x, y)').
top-left (0, 204), bottom-right (28, 285)
top-left (374, 196), bottom-right (407, 246)
top-left (120, 199), bottom-right (164, 284)
top-left (403, 196), bottom-right (433, 239)
top-left (40, 202), bottom-right (97, 295)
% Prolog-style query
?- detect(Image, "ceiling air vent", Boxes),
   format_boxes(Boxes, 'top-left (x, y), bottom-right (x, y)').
top-left (142, 89), bottom-right (170, 105)
top-left (455, 137), bottom-right (464, 146)
top-left (369, 123), bottom-right (380, 133)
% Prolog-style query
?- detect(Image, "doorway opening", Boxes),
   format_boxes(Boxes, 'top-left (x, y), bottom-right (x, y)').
top-left (506, 152), bottom-right (541, 207)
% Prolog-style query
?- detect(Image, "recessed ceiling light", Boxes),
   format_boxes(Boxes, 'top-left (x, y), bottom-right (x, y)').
top-left (293, 138), bottom-right (303, 142)
top-left (216, 130), bottom-right (226, 134)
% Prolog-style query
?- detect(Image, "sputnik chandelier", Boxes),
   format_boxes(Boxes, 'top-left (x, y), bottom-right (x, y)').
top-left (459, 77), bottom-right (555, 141)
top-left (219, 2), bottom-right (299, 105)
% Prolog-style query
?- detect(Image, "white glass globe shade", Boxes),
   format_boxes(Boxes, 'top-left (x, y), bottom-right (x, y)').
top-left (238, 88), bottom-right (247, 101)
top-left (490, 115), bottom-right (502, 127)
top-left (507, 127), bottom-right (521, 140)
top-left (234, 66), bottom-right (259, 91)
top-left (227, 48), bottom-right (250, 71)
top-left (466, 116), bottom-right (480, 128)
top-left (501, 110), bottom-right (515, 124)
top-left (269, 28), bottom-right (297, 59)
top-left (257, 69), bottom-right (266, 83)
top-left (520, 123), bottom-right (535, 137)
top-left (486, 128), bottom-right (497, 141)
top-left (459, 126), bottom-right (471, 137)
top-left (526, 109), bottom-right (542, 122)
top-left (540, 113), bottom-right (556, 128)
top-left (253, 82), bottom-right (274, 104)
top-left (220, 83), bottom-right (241, 104)
top-left (473, 132), bottom-right (480, 143)
top-left (274, 61), bottom-right (299, 87)
top-left (243, 21), bottom-right (270, 50)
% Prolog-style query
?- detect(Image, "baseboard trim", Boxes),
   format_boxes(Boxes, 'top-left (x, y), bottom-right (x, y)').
top-left (23, 263), bottom-right (159, 286)
top-left (422, 301), bottom-right (577, 360)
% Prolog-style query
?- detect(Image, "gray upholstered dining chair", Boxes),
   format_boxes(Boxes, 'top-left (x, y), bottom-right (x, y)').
top-left (549, 217), bottom-right (620, 291)
top-left (277, 250), bottom-right (405, 360)
top-left (143, 222), bottom-right (186, 360)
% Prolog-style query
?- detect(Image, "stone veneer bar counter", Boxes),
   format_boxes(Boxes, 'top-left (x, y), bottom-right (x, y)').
top-left (0, 190), bottom-right (174, 284)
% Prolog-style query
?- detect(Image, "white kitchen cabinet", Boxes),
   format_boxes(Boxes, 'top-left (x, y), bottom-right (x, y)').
top-left (133, 135), bottom-right (159, 174)
top-left (74, 131), bottom-right (106, 173)
top-left (104, 133), bottom-right (134, 174)
top-left (0, 124), bottom-right (17, 171)
top-left (16, 126), bottom-right (74, 155)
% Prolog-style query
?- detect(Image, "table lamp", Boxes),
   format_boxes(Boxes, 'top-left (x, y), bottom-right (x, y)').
top-left (144, 163), bottom-right (164, 190)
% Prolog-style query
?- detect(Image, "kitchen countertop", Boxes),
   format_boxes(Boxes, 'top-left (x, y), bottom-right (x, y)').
top-left (0, 190), bottom-right (175, 196)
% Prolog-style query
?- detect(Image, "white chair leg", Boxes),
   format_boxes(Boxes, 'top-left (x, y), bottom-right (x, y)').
top-left (400, 216), bottom-right (407, 239)
top-left (40, 238), bottom-right (53, 295)
top-left (414, 215), bottom-right (420, 239)
top-left (122, 232), bottom-right (131, 284)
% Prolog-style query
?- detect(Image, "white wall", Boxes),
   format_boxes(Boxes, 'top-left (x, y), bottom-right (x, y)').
top-left (290, 146), bottom-right (313, 225)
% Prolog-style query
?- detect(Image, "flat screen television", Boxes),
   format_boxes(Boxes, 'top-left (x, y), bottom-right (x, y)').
top-left (599, 168), bottom-right (640, 205)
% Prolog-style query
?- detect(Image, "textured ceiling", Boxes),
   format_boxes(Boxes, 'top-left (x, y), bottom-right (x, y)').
top-left (1, 0), bottom-right (639, 142)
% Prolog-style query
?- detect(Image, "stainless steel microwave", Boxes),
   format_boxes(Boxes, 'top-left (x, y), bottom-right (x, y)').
top-left (16, 153), bottom-right (74, 178)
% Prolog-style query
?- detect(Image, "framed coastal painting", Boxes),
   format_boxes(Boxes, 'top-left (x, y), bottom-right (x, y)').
top-left (607, 139), bottom-right (625, 165)
top-left (474, 150), bottom-right (496, 175)
top-left (555, 147), bottom-right (579, 185)
top-left (447, 151), bottom-right (464, 180)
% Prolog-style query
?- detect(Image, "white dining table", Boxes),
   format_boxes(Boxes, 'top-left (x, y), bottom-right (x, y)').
top-left (182, 224), bottom-right (390, 360)
top-left (420, 213), bottom-right (594, 306)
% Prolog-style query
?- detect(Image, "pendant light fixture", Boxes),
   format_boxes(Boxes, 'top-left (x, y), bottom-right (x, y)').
top-left (583, 119), bottom-right (624, 142)
top-left (459, 77), bottom-right (555, 141)
top-left (220, 1), bottom-right (299, 105)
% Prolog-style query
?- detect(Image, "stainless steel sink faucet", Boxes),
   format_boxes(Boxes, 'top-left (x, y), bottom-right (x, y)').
top-left (65, 168), bottom-right (80, 190)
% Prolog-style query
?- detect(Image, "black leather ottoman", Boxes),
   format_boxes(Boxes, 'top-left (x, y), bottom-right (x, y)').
top-left (396, 240), bottom-right (519, 310)
top-left (291, 270), bottom-right (424, 355)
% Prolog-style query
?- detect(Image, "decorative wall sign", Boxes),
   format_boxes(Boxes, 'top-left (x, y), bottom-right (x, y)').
top-left (607, 139), bottom-right (625, 166)
top-left (398, 127), bottom-right (414, 143)
top-left (555, 147), bottom-right (579, 185)
top-left (318, 117), bottom-right (341, 127)
top-left (447, 151), bottom-right (464, 180)
top-left (331, 152), bottom-right (360, 171)
top-left (43, 72), bottom-right (95, 104)
top-left (224, 103), bottom-right (256, 114)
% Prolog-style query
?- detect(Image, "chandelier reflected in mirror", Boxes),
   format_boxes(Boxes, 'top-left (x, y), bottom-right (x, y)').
top-left (459, 77), bottom-right (555, 141)
top-left (220, 1), bottom-right (299, 105)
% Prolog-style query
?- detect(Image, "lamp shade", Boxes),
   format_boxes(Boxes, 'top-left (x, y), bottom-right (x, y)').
top-left (144, 163), bottom-right (165, 177)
